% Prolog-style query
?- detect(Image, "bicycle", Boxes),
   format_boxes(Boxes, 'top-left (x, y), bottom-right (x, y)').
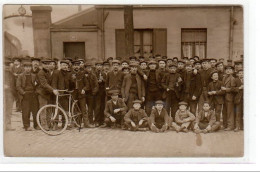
top-left (36, 90), bottom-right (83, 136)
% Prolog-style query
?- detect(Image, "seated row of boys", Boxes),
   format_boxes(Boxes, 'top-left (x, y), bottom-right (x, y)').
top-left (103, 90), bottom-right (220, 133)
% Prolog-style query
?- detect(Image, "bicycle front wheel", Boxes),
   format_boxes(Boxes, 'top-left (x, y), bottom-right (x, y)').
top-left (71, 101), bottom-right (83, 128)
top-left (36, 104), bottom-right (68, 136)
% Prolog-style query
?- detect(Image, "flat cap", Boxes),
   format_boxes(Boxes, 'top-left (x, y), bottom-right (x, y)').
top-left (177, 59), bottom-right (185, 64)
top-left (129, 62), bottom-right (139, 67)
top-left (185, 61), bottom-right (193, 66)
top-left (155, 100), bottom-right (164, 105)
top-left (41, 58), bottom-right (55, 63)
top-left (64, 57), bottom-right (73, 62)
top-left (129, 56), bottom-right (137, 60)
top-left (121, 60), bottom-right (129, 64)
top-left (85, 62), bottom-right (93, 67)
top-left (210, 70), bottom-right (218, 77)
top-left (122, 66), bottom-right (130, 71)
top-left (215, 62), bottom-right (224, 67)
top-left (157, 58), bottom-right (167, 63)
top-left (103, 61), bottom-right (110, 65)
top-left (13, 57), bottom-right (22, 62)
top-left (108, 90), bottom-right (120, 96)
top-left (31, 57), bottom-right (41, 62)
top-left (60, 60), bottom-right (70, 65)
top-left (140, 60), bottom-right (147, 64)
top-left (133, 100), bottom-right (142, 104)
top-left (72, 60), bottom-right (81, 64)
top-left (201, 58), bottom-right (210, 63)
top-left (112, 59), bottom-right (121, 65)
top-left (23, 62), bottom-right (32, 66)
top-left (148, 60), bottom-right (157, 65)
top-left (179, 101), bottom-right (188, 106)
top-left (234, 60), bottom-right (243, 65)
top-left (209, 58), bottom-right (217, 62)
top-left (107, 57), bottom-right (113, 61)
top-left (168, 63), bottom-right (178, 68)
top-left (78, 58), bottom-right (85, 62)
top-left (225, 65), bottom-right (234, 70)
top-left (95, 61), bottom-right (103, 65)
top-left (173, 57), bottom-right (179, 61)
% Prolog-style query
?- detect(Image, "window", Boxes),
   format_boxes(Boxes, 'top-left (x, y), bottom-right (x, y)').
top-left (116, 29), bottom-right (167, 58)
top-left (134, 29), bottom-right (153, 58)
top-left (181, 28), bottom-right (207, 59)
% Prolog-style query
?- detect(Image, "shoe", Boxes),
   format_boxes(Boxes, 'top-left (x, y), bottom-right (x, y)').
top-left (175, 126), bottom-right (181, 133)
top-left (234, 128), bottom-right (239, 132)
top-left (121, 125), bottom-right (128, 130)
top-left (99, 123), bottom-right (107, 128)
top-left (138, 128), bottom-right (149, 131)
top-left (95, 122), bottom-right (100, 127)
top-left (182, 128), bottom-right (188, 133)
top-left (85, 124), bottom-right (95, 128)
top-left (25, 127), bottom-right (33, 131)
top-left (194, 129), bottom-right (201, 134)
top-left (202, 129), bottom-right (208, 134)
top-left (224, 127), bottom-right (233, 131)
top-left (220, 126), bottom-right (225, 130)
top-left (151, 125), bottom-right (158, 132)
top-left (34, 126), bottom-right (41, 130)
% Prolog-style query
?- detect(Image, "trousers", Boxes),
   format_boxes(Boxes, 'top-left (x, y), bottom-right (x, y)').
top-left (165, 90), bottom-right (179, 120)
top-left (94, 88), bottom-right (106, 125)
top-left (210, 101), bottom-right (222, 122)
top-left (145, 90), bottom-right (162, 116)
top-left (235, 101), bottom-right (243, 129)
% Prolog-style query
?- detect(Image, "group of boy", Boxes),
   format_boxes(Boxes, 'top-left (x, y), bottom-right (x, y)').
top-left (4, 54), bottom-right (244, 134)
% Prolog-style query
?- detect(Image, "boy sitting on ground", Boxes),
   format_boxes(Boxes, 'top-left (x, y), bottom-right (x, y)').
top-left (171, 101), bottom-right (195, 133)
top-left (124, 100), bottom-right (149, 131)
top-left (149, 100), bottom-right (170, 133)
top-left (193, 102), bottom-right (221, 134)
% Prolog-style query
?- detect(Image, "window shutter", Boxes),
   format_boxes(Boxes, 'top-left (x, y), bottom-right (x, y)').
top-left (153, 29), bottom-right (167, 56)
top-left (115, 29), bottom-right (126, 58)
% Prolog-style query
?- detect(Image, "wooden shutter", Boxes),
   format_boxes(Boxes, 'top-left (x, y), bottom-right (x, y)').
top-left (153, 29), bottom-right (167, 56)
top-left (115, 29), bottom-right (126, 58)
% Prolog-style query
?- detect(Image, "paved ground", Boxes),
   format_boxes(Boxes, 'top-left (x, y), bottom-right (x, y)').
top-left (4, 109), bottom-right (244, 157)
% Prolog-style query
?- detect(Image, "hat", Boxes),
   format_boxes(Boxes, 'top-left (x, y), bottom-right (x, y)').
top-left (167, 57), bottom-right (173, 61)
top-left (72, 60), bottom-right (81, 65)
top-left (193, 56), bottom-right (200, 60)
top-left (85, 62), bottom-right (93, 67)
top-left (31, 57), bottom-right (41, 62)
top-left (149, 55), bottom-right (155, 59)
top-left (140, 60), bottom-right (147, 64)
top-left (183, 57), bottom-right (189, 60)
top-left (155, 100), bottom-right (164, 105)
top-left (122, 66), bottom-right (130, 71)
top-left (109, 90), bottom-right (120, 96)
top-left (210, 70), bottom-right (218, 77)
top-left (227, 59), bottom-right (233, 62)
top-left (225, 65), bottom-right (234, 70)
top-left (23, 62), bottom-right (32, 67)
top-left (121, 60), bottom-right (129, 64)
top-left (148, 60), bottom-right (157, 65)
top-left (219, 58), bottom-right (224, 60)
top-left (133, 100), bottom-right (142, 104)
top-left (116, 57), bottom-right (122, 61)
top-left (78, 58), bottom-right (85, 62)
top-left (162, 56), bottom-right (167, 60)
top-left (138, 56), bottom-right (145, 60)
top-left (173, 57), bottom-right (178, 61)
top-left (95, 61), bottom-right (103, 65)
top-left (178, 59), bottom-right (185, 64)
top-left (129, 56), bottom-right (137, 60)
top-left (215, 62), bottom-right (224, 67)
top-left (157, 58), bottom-right (166, 63)
top-left (41, 58), bottom-right (55, 64)
top-left (60, 60), bottom-right (70, 65)
top-left (179, 101), bottom-right (188, 106)
top-left (168, 63), bottom-right (177, 68)
top-left (107, 57), bottom-right (113, 61)
top-left (65, 57), bottom-right (73, 62)
top-left (112, 59), bottom-right (121, 65)
top-left (103, 61), bottom-right (110, 66)
top-left (234, 60), bottom-right (243, 65)
top-left (13, 57), bottom-right (22, 62)
top-left (129, 62), bottom-right (139, 67)
top-left (185, 61), bottom-right (193, 66)
top-left (209, 58), bottom-right (217, 62)
top-left (201, 59), bottom-right (210, 63)
top-left (194, 60), bottom-right (201, 65)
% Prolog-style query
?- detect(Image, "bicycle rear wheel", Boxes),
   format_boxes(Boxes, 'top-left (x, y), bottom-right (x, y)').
top-left (71, 101), bottom-right (83, 127)
top-left (36, 105), bottom-right (68, 136)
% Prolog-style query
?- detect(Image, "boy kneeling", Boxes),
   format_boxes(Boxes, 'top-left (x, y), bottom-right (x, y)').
top-left (149, 100), bottom-right (170, 133)
top-left (193, 102), bottom-right (220, 134)
top-left (171, 101), bottom-right (195, 133)
top-left (124, 100), bottom-right (149, 131)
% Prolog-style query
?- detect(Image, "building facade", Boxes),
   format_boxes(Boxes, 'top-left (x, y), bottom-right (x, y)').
top-left (31, 5), bottom-right (243, 62)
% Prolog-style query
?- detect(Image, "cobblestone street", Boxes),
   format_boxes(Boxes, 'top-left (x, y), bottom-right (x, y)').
top-left (4, 109), bottom-right (244, 157)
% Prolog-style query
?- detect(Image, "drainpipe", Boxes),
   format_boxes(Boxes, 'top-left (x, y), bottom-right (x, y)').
top-left (229, 6), bottom-right (234, 60)
top-left (101, 8), bottom-right (105, 60)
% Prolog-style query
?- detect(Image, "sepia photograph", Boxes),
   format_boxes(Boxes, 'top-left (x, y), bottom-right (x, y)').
top-left (3, 4), bottom-right (244, 158)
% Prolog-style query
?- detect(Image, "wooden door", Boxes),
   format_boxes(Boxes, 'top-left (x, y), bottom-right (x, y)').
top-left (63, 42), bottom-right (85, 60)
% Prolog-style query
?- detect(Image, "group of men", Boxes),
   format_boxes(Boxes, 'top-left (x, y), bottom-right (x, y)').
top-left (4, 54), bottom-right (244, 133)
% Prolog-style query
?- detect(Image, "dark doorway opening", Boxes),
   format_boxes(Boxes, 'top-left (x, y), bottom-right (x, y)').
top-left (63, 42), bottom-right (85, 60)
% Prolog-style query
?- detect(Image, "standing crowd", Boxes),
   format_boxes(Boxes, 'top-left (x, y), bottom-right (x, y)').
top-left (4, 54), bottom-right (244, 134)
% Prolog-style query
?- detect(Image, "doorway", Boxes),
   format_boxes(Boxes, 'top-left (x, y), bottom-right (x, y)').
top-left (63, 42), bottom-right (85, 60)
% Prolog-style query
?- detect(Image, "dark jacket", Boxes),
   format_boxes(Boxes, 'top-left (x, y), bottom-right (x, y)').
top-left (84, 72), bottom-right (99, 95)
top-left (36, 68), bottom-right (54, 98)
top-left (207, 80), bottom-right (225, 104)
top-left (104, 98), bottom-right (128, 117)
top-left (161, 72), bottom-right (183, 99)
top-left (121, 73), bottom-right (145, 101)
top-left (183, 71), bottom-right (202, 101)
top-left (51, 69), bottom-right (71, 91)
top-left (94, 69), bottom-right (107, 89)
top-left (222, 74), bottom-right (237, 102)
top-left (233, 77), bottom-right (243, 104)
top-left (196, 110), bottom-right (217, 126)
top-left (150, 108), bottom-right (170, 125)
top-left (145, 69), bottom-right (162, 90)
top-left (124, 108), bottom-right (148, 124)
top-left (16, 72), bottom-right (37, 95)
top-left (105, 71), bottom-right (124, 91)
